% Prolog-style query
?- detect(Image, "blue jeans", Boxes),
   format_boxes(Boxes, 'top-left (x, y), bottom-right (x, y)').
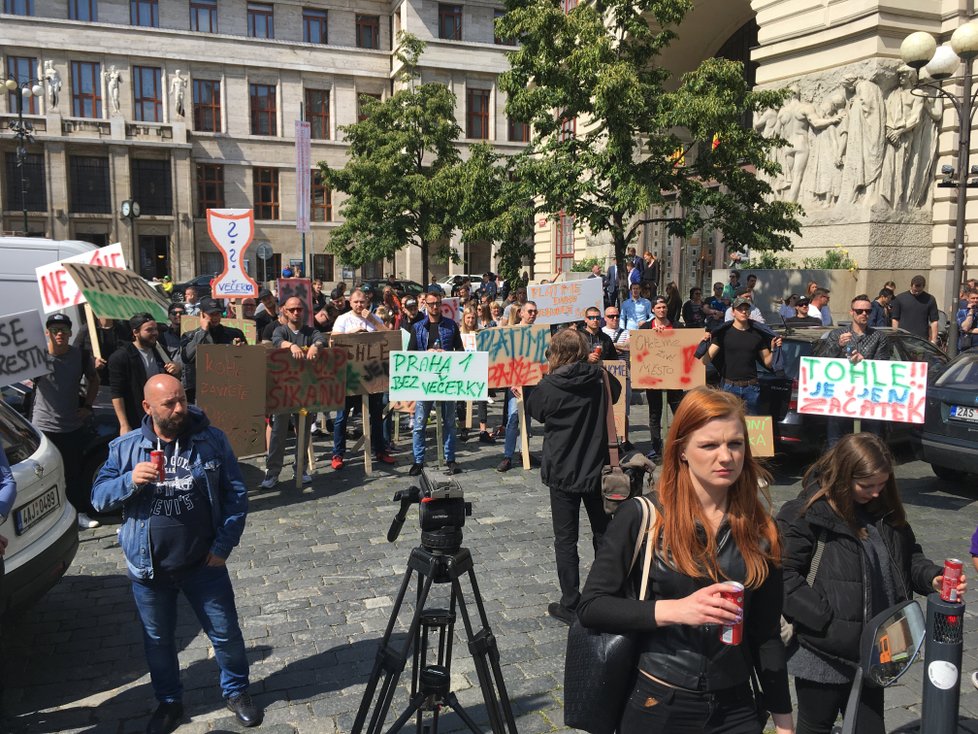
top-left (333, 393), bottom-right (385, 457)
top-left (412, 400), bottom-right (457, 464)
top-left (131, 563), bottom-right (249, 703)
top-left (503, 388), bottom-right (533, 459)
top-left (721, 381), bottom-right (761, 416)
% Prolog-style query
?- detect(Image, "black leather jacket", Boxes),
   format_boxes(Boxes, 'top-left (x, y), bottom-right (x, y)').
top-left (578, 496), bottom-right (791, 714)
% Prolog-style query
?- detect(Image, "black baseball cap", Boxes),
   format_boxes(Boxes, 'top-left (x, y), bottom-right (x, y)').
top-left (258, 288), bottom-right (273, 301)
top-left (199, 297), bottom-right (223, 314)
top-left (46, 313), bottom-right (72, 329)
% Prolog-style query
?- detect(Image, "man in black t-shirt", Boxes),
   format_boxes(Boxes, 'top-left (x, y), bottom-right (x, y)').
top-left (891, 274), bottom-right (939, 343)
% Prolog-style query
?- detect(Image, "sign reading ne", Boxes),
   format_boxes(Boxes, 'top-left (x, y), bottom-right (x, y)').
top-left (797, 357), bottom-right (928, 424)
top-left (207, 209), bottom-right (260, 299)
top-left (63, 263), bottom-right (170, 323)
top-left (528, 278), bottom-right (603, 324)
top-left (196, 345), bottom-right (266, 458)
top-left (746, 416), bottom-right (775, 458)
top-left (476, 324), bottom-right (550, 388)
top-left (389, 351), bottom-right (489, 401)
top-left (266, 347), bottom-right (348, 414)
top-left (602, 360), bottom-right (628, 438)
top-left (0, 310), bottom-right (51, 384)
top-left (629, 328), bottom-right (706, 390)
top-left (330, 330), bottom-right (402, 395)
top-left (36, 243), bottom-right (126, 314)
top-left (180, 315), bottom-right (257, 344)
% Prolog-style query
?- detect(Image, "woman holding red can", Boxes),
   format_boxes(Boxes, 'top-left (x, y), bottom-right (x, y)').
top-left (777, 433), bottom-right (967, 734)
top-left (578, 386), bottom-right (794, 734)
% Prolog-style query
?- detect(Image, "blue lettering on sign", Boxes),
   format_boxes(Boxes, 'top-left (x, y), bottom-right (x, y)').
top-left (217, 279), bottom-right (256, 295)
top-left (229, 248), bottom-right (237, 264)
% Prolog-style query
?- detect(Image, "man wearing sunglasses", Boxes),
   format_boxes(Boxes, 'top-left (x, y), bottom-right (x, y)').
top-left (579, 307), bottom-right (617, 361)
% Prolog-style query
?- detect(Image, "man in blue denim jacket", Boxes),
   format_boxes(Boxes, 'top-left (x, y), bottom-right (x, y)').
top-left (92, 374), bottom-right (261, 733)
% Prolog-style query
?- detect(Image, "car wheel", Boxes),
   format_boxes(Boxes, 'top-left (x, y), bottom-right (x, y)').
top-left (931, 463), bottom-right (965, 481)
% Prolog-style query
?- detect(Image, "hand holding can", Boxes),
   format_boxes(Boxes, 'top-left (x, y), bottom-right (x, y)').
top-left (150, 450), bottom-right (165, 482)
top-left (719, 581), bottom-right (745, 645)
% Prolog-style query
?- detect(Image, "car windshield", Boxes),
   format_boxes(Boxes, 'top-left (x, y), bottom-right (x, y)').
top-left (935, 353), bottom-right (978, 387)
top-left (758, 338), bottom-right (812, 378)
top-left (0, 401), bottom-right (40, 464)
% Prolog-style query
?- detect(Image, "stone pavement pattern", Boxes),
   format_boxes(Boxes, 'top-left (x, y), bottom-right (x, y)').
top-left (3, 423), bottom-right (978, 734)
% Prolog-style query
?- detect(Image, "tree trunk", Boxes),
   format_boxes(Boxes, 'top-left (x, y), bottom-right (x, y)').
top-left (420, 238), bottom-right (430, 291)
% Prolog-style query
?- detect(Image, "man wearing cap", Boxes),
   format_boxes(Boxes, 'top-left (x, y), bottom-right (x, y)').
top-left (253, 288), bottom-right (279, 335)
top-left (32, 313), bottom-right (102, 529)
top-left (159, 303), bottom-right (186, 360)
top-left (401, 297), bottom-right (423, 325)
top-left (785, 296), bottom-right (822, 326)
top-left (723, 290), bottom-right (765, 323)
top-left (180, 298), bottom-right (247, 404)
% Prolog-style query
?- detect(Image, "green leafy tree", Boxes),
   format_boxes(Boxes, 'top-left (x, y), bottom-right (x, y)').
top-left (497, 0), bottom-right (801, 300)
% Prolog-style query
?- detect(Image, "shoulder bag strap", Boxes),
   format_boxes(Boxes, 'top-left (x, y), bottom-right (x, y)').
top-left (602, 370), bottom-right (620, 469)
top-left (626, 496), bottom-right (650, 575)
top-left (636, 496), bottom-right (658, 601)
top-left (806, 528), bottom-right (826, 586)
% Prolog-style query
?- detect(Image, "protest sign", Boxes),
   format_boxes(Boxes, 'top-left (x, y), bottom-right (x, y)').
top-left (180, 315), bottom-right (257, 344)
top-left (745, 416), bottom-right (775, 458)
top-left (477, 324), bottom-right (550, 388)
top-left (207, 209), bottom-right (260, 299)
top-left (36, 243), bottom-right (126, 314)
top-left (797, 357), bottom-right (927, 424)
top-left (266, 346), bottom-right (347, 414)
top-left (276, 278), bottom-right (314, 328)
top-left (389, 351), bottom-right (489, 401)
top-left (196, 345), bottom-right (266, 457)
top-left (63, 263), bottom-right (169, 323)
top-left (528, 278), bottom-right (603, 324)
top-left (330, 330), bottom-right (402, 395)
top-left (0, 310), bottom-right (51, 385)
top-left (629, 328), bottom-right (706, 390)
top-left (441, 297), bottom-right (461, 322)
top-left (602, 360), bottom-right (627, 438)
top-left (461, 333), bottom-right (478, 352)
top-left (390, 400), bottom-right (416, 413)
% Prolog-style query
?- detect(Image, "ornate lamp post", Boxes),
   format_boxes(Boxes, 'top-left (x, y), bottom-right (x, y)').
top-left (901, 23), bottom-right (978, 357)
top-left (3, 76), bottom-right (43, 234)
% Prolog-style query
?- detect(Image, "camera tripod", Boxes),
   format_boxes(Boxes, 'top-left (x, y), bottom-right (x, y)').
top-left (352, 540), bottom-right (519, 734)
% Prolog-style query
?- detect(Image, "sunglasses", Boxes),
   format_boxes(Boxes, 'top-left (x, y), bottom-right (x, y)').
top-left (48, 326), bottom-right (70, 334)
top-left (426, 301), bottom-right (441, 307)
top-left (285, 307), bottom-right (304, 312)
top-left (525, 309), bottom-right (538, 314)
top-left (585, 315), bottom-right (600, 320)
top-left (852, 308), bottom-right (871, 315)
top-left (605, 314), bottom-right (619, 318)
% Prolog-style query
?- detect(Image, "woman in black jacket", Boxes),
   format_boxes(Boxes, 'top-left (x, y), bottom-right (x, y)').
top-left (777, 433), bottom-right (966, 734)
top-left (578, 387), bottom-right (794, 734)
top-left (525, 328), bottom-right (619, 625)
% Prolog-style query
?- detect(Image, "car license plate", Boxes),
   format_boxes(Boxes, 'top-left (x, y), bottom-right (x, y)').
top-left (949, 405), bottom-right (978, 422)
top-left (14, 487), bottom-right (60, 536)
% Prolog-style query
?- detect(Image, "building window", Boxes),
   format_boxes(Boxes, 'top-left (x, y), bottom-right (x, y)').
top-left (494, 8), bottom-right (513, 45)
top-left (302, 7), bottom-right (327, 43)
top-left (559, 113), bottom-right (576, 141)
top-left (305, 89), bottom-right (329, 139)
top-left (130, 0), bottom-right (158, 26)
top-left (311, 171), bottom-right (331, 221)
top-left (312, 253), bottom-right (334, 282)
top-left (189, 0), bottom-right (217, 32)
top-left (438, 4), bottom-right (462, 40)
top-left (5, 57), bottom-right (38, 114)
top-left (3, 0), bottom-right (33, 15)
top-left (466, 88), bottom-right (490, 140)
top-left (253, 167), bottom-right (279, 219)
top-left (193, 79), bottom-right (221, 132)
top-left (132, 66), bottom-right (162, 122)
top-left (196, 163), bottom-right (224, 216)
top-left (357, 92), bottom-right (381, 122)
top-left (508, 117), bottom-right (529, 143)
top-left (131, 158), bottom-right (172, 215)
top-left (555, 211), bottom-right (575, 273)
top-left (249, 83), bottom-right (276, 136)
top-left (356, 14), bottom-right (379, 49)
top-left (247, 2), bottom-right (273, 38)
top-left (68, 0), bottom-right (97, 21)
top-left (70, 61), bottom-right (102, 118)
top-left (69, 155), bottom-right (110, 213)
top-left (562, 0), bottom-right (576, 11)
top-left (4, 152), bottom-right (46, 211)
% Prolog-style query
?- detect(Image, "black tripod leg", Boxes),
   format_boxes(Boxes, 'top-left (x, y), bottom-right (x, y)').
top-left (443, 692), bottom-right (486, 734)
top-left (382, 692), bottom-right (426, 734)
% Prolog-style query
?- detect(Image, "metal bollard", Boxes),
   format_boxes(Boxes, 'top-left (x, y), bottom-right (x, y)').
top-left (920, 593), bottom-right (965, 734)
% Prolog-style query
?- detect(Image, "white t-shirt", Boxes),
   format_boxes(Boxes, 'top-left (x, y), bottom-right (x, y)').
top-left (136, 346), bottom-right (160, 377)
top-left (332, 310), bottom-right (383, 334)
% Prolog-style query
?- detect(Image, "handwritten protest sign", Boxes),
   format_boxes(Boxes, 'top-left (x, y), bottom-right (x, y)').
top-left (441, 297), bottom-right (461, 322)
top-left (63, 263), bottom-right (169, 323)
top-left (629, 328), bottom-right (706, 390)
top-left (207, 209), bottom-right (259, 299)
top-left (389, 351), bottom-right (489, 401)
top-left (0, 310), bottom-right (51, 385)
top-left (390, 400), bottom-right (416, 413)
top-left (746, 416), bottom-right (775, 457)
top-left (266, 347), bottom-right (347, 414)
top-left (461, 333), bottom-right (478, 352)
top-left (330, 330), bottom-right (402, 395)
top-left (602, 360), bottom-right (627, 438)
top-left (180, 316), bottom-right (257, 344)
top-left (277, 278), bottom-right (314, 328)
top-left (36, 244), bottom-right (127, 314)
top-left (798, 357), bottom-right (927, 424)
top-left (196, 345), bottom-right (266, 457)
top-left (529, 278), bottom-right (603, 324)
top-left (477, 324), bottom-right (550, 388)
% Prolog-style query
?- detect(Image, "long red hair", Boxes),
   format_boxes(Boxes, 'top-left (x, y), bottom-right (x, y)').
top-left (655, 386), bottom-right (781, 589)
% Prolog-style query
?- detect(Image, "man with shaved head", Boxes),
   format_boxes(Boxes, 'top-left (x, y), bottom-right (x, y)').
top-left (92, 375), bottom-right (262, 733)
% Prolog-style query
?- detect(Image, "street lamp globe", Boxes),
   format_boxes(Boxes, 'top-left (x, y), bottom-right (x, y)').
top-left (926, 44), bottom-right (962, 80)
top-left (950, 21), bottom-right (978, 60)
top-left (901, 31), bottom-right (938, 69)
top-left (30, 84), bottom-right (42, 97)
top-left (3, 78), bottom-right (17, 92)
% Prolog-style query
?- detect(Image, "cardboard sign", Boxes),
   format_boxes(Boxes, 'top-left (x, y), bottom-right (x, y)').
top-left (797, 357), bottom-right (927, 424)
top-left (746, 415), bottom-right (775, 457)
top-left (330, 330), bottom-right (402, 395)
top-left (461, 333), bottom-right (478, 352)
top-left (180, 315), bottom-right (257, 344)
top-left (62, 263), bottom-right (169, 323)
top-left (476, 324), bottom-right (550, 388)
top-left (441, 297), bottom-right (462, 322)
top-left (602, 360), bottom-right (627, 439)
top-left (207, 209), bottom-right (259, 299)
top-left (0, 310), bottom-right (51, 385)
top-left (390, 400), bottom-right (416, 413)
top-left (389, 351), bottom-right (489, 401)
top-left (528, 278), bottom-right (603, 325)
top-left (36, 243), bottom-right (126, 314)
top-left (266, 346), bottom-right (347, 414)
top-left (195, 345), bottom-right (266, 458)
top-left (629, 328), bottom-right (706, 390)
top-left (277, 278), bottom-right (314, 328)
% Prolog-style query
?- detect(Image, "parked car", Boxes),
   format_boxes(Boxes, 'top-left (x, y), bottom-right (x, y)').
top-left (437, 274), bottom-right (483, 295)
top-left (172, 274), bottom-right (218, 302)
top-left (0, 399), bottom-right (78, 617)
top-left (361, 278), bottom-right (426, 304)
top-left (918, 348), bottom-right (978, 481)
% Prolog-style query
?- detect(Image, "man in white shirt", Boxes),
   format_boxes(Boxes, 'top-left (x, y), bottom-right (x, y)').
top-left (808, 287), bottom-right (833, 326)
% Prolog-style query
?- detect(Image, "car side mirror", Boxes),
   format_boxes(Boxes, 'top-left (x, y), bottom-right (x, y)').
top-left (861, 599), bottom-right (926, 688)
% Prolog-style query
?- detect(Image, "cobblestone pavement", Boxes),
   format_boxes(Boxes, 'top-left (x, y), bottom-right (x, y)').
top-left (3, 414), bottom-right (978, 734)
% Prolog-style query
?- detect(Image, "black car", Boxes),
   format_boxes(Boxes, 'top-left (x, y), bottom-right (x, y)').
top-left (361, 278), bottom-right (426, 304)
top-left (918, 349), bottom-right (978, 481)
top-left (173, 274), bottom-right (218, 302)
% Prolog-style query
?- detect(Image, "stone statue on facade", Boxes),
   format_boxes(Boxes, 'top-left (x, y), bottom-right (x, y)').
top-left (906, 80), bottom-right (943, 209)
top-left (836, 73), bottom-right (886, 206)
top-left (774, 86), bottom-right (843, 203)
top-left (169, 70), bottom-right (187, 117)
top-left (880, 67), bottom-right (919, 208)
top-left (42, 60), bottom-right (61, 109)
top-left (805, 83), bottom-right (848, 207)
top-left (104, 65), bottom-right (122, 115)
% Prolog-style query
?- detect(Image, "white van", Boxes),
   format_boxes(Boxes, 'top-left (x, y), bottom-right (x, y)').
top-left (0, 237), bottom-right (99, 324)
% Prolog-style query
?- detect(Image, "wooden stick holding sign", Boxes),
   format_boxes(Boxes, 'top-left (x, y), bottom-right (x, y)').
top-left (362, 395), bottom-right (373, 475)
top-left (84, 304), bottom-right (102, 361)
top-left (517, 396), bottom-right (530, 470)
top-left (296, 409), bottom-right (308, 489)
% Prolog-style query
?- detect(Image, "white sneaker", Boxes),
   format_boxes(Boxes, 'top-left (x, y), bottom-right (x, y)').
top-left (971, 671), bottom-right (978, 690)
top-left (259, 473), bottom-right (279, 490)
top-left (77, 513), bottom-right (100, 529)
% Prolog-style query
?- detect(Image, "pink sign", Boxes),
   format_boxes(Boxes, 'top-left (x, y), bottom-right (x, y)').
top-left (36, 243), bottom-right (126, 313)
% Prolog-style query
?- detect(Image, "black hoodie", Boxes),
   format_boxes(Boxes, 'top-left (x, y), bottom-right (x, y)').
top-left (525, 362), bottom-right (620, 493)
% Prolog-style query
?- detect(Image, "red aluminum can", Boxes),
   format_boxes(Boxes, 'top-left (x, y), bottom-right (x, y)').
top-left (150, 450), bottom-right (165, 482)
top-left (719, 581), bottom-right (745, 646)
top-left (941, 558), bottom-right (963, 602)
top-left (593, 345), bottom-right (603, 358)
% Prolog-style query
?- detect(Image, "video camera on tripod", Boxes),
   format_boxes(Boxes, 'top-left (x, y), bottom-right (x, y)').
top-left (387, 469), bottom-right (472, 553)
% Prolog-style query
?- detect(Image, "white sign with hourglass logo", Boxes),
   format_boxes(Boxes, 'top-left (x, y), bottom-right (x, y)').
top-left (207, 209), bottom-right (260, 299)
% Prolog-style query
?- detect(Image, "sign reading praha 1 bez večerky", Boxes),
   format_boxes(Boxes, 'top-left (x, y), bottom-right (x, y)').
top-left (62, 263), bottom-right (170, 323)
top-left (388, 351), bottom-right (489, 401)
top-left (797, 357), bottom-right (928, 424)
